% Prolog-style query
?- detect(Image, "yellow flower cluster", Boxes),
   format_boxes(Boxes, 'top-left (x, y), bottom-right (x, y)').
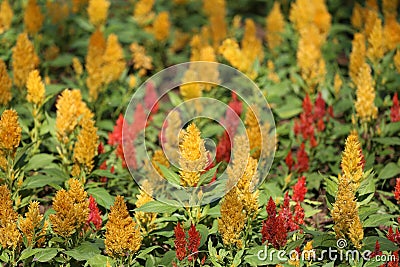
top-left (218, 188), bottom-right (246, 248)
top-left (50, 179), bottom-right (89, 238)
top-left (349, 33), bottom-right (366, 83)
top-left (105, 196), bottom-right (142, 257)
top-left (354, 63), bottom-right (377, 123)
top-left (245, 107), bottom-right (263, 159)
top-left (26, 70), bottom-right (45, 106)
top-left (265, 2), bottom-right (285, 50)
top-left (367, 18), bottom-right (385, 64)
top-left (88, 0), bottom-right (110, 27)
top-left (384, 15), bottom-right (400, 51)
top-left (72, 0), bottom-right (88, 13)
top-left (0, 59), bottom-right (12, 105)
top-left (179, 123), bottom-right (208, 187)
top-left (86, 31), bottom-right (125, 100)
top-left (12, 33), bottom-right (40, 88)
top-left (152, 11), bottom-right (170, 41)
top-left (72, 118), bottom-right (99, 177)
top-left (163, 110), bottom-right (181, 163)
top-left (72, 57), bottom-right (83, 77)
top-left (394, 49), bottom-right (400, 73)
top-left (0, 185), bottom-right (20, 250)
top-left (290, 0), bottom-right (331, 91)
top-left (0, 0), bottom-right (13, 34)
top-left (55, 89), bottom-right (93, 144)
top-left (0, 109), bottom-right (21, 153)
top-left (135, 188), bottom-right (157, 235)
top-left (333, 73), bottom-right (342, 97)
top-left (203, 0), bottom-right (227, 47)
top-left (19, 201), bottom-right (47, 247)
top-left (242, 19), bottom-right (264, 63)
top-left (24, 0), bottom-right (43, 35)
top-left (46, 0), bottom-right (70, 24)
top-left (151, 149), bottom-right (170, 177)
top-left (351, 3), bottom-right (363, 30)
top-left (331, 132), bottom-right (364, 249)
top-left (133, 0), bottom-right (155, 25)
top-left (130, 42), bottom-right (153, 77)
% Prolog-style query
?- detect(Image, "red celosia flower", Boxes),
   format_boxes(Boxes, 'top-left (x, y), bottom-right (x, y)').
top-left (262, 197), bottom-right (288, 249)
top-left (388, 227), bottom-right (395, 242)
top-left (216, 131), bottom-right (231, 163)
top-left (394, 178), bottom-right (400, 202)
top-left (317, 118), bottom-right (325, 132)
top-left (358, 148), bottom-right (366, 170)
top-left (292, 176), bottom-right (307, 202)
top-left (387, 250), bottom-right (399, 267)
top-left (313, 92), bottom-right (325, 120)
top-left (188, 224), bottom-right (201, 261)
top-left (369, 241), bottom-right (382, 258)
top-left (98, 142), bottom-right (105, 154)
top-left (87, 195), bottom-right (102, 230)
top-left (285, 151), bottom-right (293, 171)
top-left (108, 114), bottom-right (124, 147)
top-left (387, 227), bottom-right (400, 245)
top-left (310, 134), bottom-right (318, 148)
top-left (391, 93), bottom-right (400, 122)
top-left (223, 92), bottom-right (243, 135)
top-left (327, 105), bottom-right (334, 118)
top-left (293, 202), bottom-right (305, 226)
top-left (295, 143), bottom-right (309, 173)
top-left (302, 95), bottom-right (313, 115)
top-left (279, 192), bottom-right (298, 232)
top-left (174, 222), bottom-right (187, 261)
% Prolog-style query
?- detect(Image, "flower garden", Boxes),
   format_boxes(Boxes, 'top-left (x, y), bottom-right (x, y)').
top-left (0, 0), bottom-right (400, 266)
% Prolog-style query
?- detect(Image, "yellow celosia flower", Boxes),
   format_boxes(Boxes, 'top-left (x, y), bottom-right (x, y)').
top-left (394, 49), bottom-right (400, 73)
top-left (44, 45), bottom-right (60, 61)
top-left (86, 29), bottom-right (106, 101)
top-left (26, 70), bottom-right (45, 106)
top-left (366, 0), bottom-right (379, 11)
top-left (179, 124), bottom-right (208, 187)
top-left (18, 201), bottom-right (45, 246)
top-left (133, 0), bottom-right (155, 24)
top-left (12, 33), bottom-right (40, 88)
top-left (105, 196), bottom-right (142, 257)
top-left (219, 38), bottom-right (254, 78)
top-left (153, 11), bottom-right (170, 41)
top-left (72, 57), bottom-right (83, 76)
top-left (170, 30), bottom-right (190, 53)
top-left (163, 110), bottom-right (181, 163)
top-left (24, 0), bottom-right (44, 35)
top-left (0, 59), bottom-right (12, 105)
top-left (0, 185), bottom-right (21, 249)
top-left (218, 188), bottom-right (246, 248)
top-left (333, 73), bottom-right (342, 97)
top-left (0, 109), bottom-right (21, 153)
top-left (303, 241), bottom-right (314, 261)
top-left (46, 0), bottom-right (69, 24)
top-left (364, 9), bottom-right (378, 37)
top-left (367, 18), bottom-right (385, 64)
top-left (50, 179), bottom-right (89, 238)
top-left (128, 74), bottom-right (136, 89)
top-left (242, 19), bottom-right (264, 64)
top-left (349, 33), bottom-right (366, 83)
top-left (0, 0), bottom-right (13, 34)
top-left (266, 2), bottom-right (285, 50)
top-left (245, 107), bottom-right (264, 159)
top-left (55, 89), bottom-right (94, 143)
top-left (151, 149), bottom-right (170, 177)
top-left (341, 131), bottom-right (363, 190)
top-left (383, 0), bottom-right (398, 18)
top-left (88, 0), bottom-right (110, 27)
top-left (203, 0), bottom-right (227, 47)
top-left (383, 15), bottom-right (400, 51)
top-left (267, 60), bottom-right (280, 83)
top-left (354, 63), bottom-right (377, 123)
top-left (102, 34), bottom-right (125, 84)
top-left (179, 69), bottom-right (203, 101)
top-left (72, 118), bottom-right (99, 176)
top-left (130, 43), bottom-right (153, 77)
top-left (72, 0), bottom-right (88, 13)
top-left (135, 189), bottom-right (157, 235)
top-left (351, 3), bottom-right (363, 30)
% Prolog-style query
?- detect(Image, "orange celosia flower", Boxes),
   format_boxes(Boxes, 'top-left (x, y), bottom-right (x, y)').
top-left (88, 0), bottom-right (110, 27)
top-left (153, 11), bottom-right (170, 41)
top-left (354, 63), bottom-right (377, 123)
top-left (72, 57), bottom-right (83, 76)
top-left (384, 15), bottom-right (400, 51)
top-left (18, 201), bottom-right (46, 247)
top-left (363, 9), bottom-right (378, 37)
top-left (349, 33), bottom-right (366, 83)
top-left (55, 89), bottom-right (93, 143)
top-left (0, 59), bottom-right (12, 105)
top-left (333, 73), bottom-right (342, 97)
top-left (72, 0), bottom-right (88, 13)
top-left (367, 18), bottom-right (385, 64)
top-left (26, 70), bottom-right (45, 106)
top-left (49, 179), bottom-right (89, 238)
top-left (0, 109), bottom-right (21, 152)
top-left (265, 2), bottom-right (285, 50)
top-left (133, 0), bottom-right (155, 24)
top-left (203, 0), bottom-right (227, 47)
top-left (382, 0), bottom-right (398, 18)
top-left (46, 0), bottom-right (69, 24)
top-left (351, 3), bottom-right (363, 30)
top-left (130, 43), bottom-right (153, 77)
top-left (0, 185), bottom-right (21, 249)
top-left (72, 118), bottom-right (99, 176)
top-left (12, 33), bottom-right (40, 88)
top-left (102, 34), bottom-right (125, 84)
top-left (241, 19), bottom-right (264, 64)
top-left (105, 196), bottom-right (142, 257)
top-left (24, 0), bottom-right (44, 35)
top-left (0, 0), bottom-right (13, 34)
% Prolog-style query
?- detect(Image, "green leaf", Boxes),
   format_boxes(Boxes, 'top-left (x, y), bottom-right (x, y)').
top-left (196, 224), bottom-right (209, 248)
top-left (378, 163), bottom-right (400, 179)
top-left (91, 169), bottom-right (118, 179)
top-left (0, 251), bottom-right (9, 263)
top-left (87, 255), bottom-right (112, 267)
top-left (24, 154), bottom-right (56, 171)
top-left (157, 250), bottom-right (175, 267)
top-left (33, 248), bottom-right (58, 262)
top-left (135, 200), bottom-right (178, 213)
top-left (363, 236), bottom-right (399, 252)
top-left (46, 54), bottom-right (74, 67)
top-left (64, 242), bottom-right (101, 261)
top-left (23, 174), bottom-right (66, 189)
top-left (275, 106), bottom-right (303, 119)
top-left (233, 249), bottom-right (244, 266)
top-left (157, 164), bottom-right (181, 186)
top-left (87, 188), bottom-right (115, 209)
top-left (373, 137), bottom-right (400, 146)
top-left (136, 246), bottom-right (160, 260)
top-left (363, 214), bottom-right (398, 227)
top-left (198, 163), bottom-right (219, 186)
top-left (168, 92), bottom-right (183, 107)
top-left (19, 248), bottom-right (40, 261)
